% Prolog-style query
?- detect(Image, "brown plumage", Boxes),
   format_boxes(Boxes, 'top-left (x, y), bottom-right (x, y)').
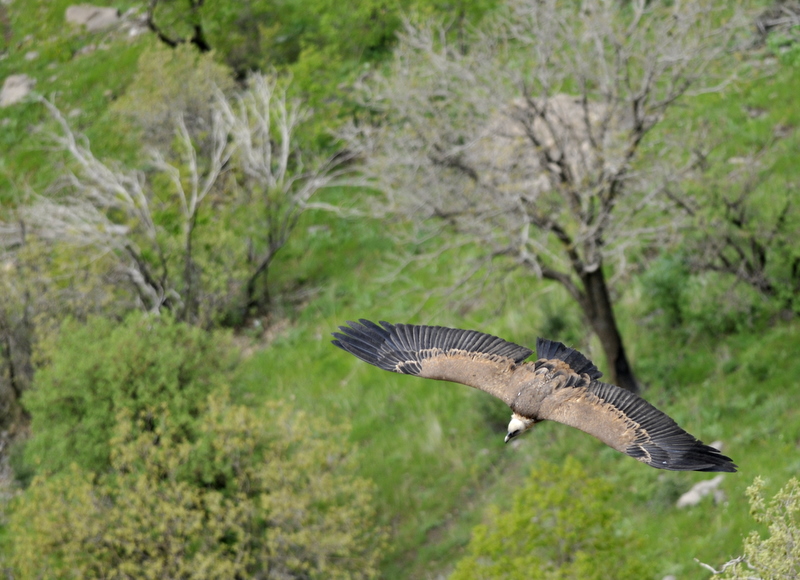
top-left (332, 319), bottom-right (736, 473)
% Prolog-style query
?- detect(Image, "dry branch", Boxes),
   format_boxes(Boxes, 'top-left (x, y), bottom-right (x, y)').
top-left (342, 0), bottom-right (747, 391)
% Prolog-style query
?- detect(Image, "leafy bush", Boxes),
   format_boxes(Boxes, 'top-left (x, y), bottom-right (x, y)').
top-left (450, 458), bottom-right (647, 580)
top-left (7, 390), bottom-right (385, 579)
top-left (711, 476), bottom-right (800, 579)
top-left (111, 43), bottom-right (236, 151)
top-left (21, 312), bottom-right (238, 475)
top-left (639, 261), bottom-right (771, 338)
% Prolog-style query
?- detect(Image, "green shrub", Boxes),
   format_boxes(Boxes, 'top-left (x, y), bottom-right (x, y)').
top-left (713, 476), bottom-right (800, 578)
top-left (7, 390), bottom-right (385, 579)
top-left (111, 43), bottom-right (236, 150)
top-left (450, 458), bottom-right (648, 580)
top-left (21, 312), bottom-right (238, 475)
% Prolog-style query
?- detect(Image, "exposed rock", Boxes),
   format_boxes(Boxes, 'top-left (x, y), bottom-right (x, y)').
top-left (120, 7), bottom-right (149, 37)
top-left (676, 474), bottom-right (726, 508)
top-left (24, 51), bottom-right (38, 61)
top-left (65, 5), bottom-right (120, 32)
top-left (0, 74), bottom-right (35, 107)
top-left (74, 43), bottom-right (97, 57)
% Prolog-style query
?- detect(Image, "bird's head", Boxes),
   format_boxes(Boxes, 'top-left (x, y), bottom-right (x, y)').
top-left (505, 413), bottom-right (536, 443)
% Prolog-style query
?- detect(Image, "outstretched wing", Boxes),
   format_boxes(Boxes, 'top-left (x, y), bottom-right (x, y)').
top-left (528, 343), bottom-right (736, 472)
top-left (332, 319), bottom-right (533, 405)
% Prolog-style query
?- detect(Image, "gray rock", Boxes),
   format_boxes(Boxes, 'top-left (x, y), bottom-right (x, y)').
top-left (676, 474), bottom-right (725, 508)
top-left (65, 5), bottom-right (120, 31)
top-left (74, 43), bottom-right (97, 56)
top-left (0, 74), bottom-right (35, 107)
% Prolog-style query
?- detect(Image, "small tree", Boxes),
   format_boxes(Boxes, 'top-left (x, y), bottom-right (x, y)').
top-left (450, 458), bottom-right (647, 580)
top-left (701, 476), bottom-right (800, 579)
top-left (0, 225), bottom-right (132, 431)
top-left (15, 71), bottom-right (349, 326)
top-left (21, 312), bottom-right (238, 475)
top-left (8, 390), bottom-right (386, 579)
top-left (343, 0), bottom-right (747, 392)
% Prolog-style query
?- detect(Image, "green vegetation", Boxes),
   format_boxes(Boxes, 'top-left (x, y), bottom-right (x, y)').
top-left (21, 313), bottom-right (237, 475)
top-left (8, 388), bottom-right (383, 579)
top-left (450, 459), bottom-right (647, 579)
top-left (2, 0), bottom-right (800, 579)
top-left (716, 476), bottom-right (800, 578)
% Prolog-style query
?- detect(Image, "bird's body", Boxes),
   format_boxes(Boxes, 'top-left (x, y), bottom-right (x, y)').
top-left (332, 319), bottom-right (736, 473)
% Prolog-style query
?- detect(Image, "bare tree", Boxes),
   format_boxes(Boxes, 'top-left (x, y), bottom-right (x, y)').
top-left (342, 0), bottom-right (747, 392)
top-left (24, 97), bottom-right (195, 316)
top-left (685, 147), bottom-right (800, 306)
top-left (12, 73), bottom-right (348, 327)
top-left (216, 74), bottom-right (355, 318)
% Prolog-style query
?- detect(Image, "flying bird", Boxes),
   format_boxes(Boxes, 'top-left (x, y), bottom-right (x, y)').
top-left (332, 320), bottom-right (736, 472)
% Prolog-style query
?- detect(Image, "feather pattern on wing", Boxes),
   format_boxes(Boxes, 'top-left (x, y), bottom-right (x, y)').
top-left (525, 342), bottom-right (736, 472)
top-left (332, 319), bottom-right (533, 404)
top-left (332, 321), bottom-right (737, 473)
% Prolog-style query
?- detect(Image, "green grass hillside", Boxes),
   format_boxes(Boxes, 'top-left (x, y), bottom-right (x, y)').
top-left (236, 198), bottom-right (800, 578)
top-left (2, 0), bottom-right (800, 578)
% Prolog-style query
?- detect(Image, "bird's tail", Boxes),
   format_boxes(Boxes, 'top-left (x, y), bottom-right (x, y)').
top-left (535, 338), bottom-right (603, 380)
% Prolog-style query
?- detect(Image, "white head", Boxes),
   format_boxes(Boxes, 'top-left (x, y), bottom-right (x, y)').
top-left (505, 413), bottom-right (536, 443)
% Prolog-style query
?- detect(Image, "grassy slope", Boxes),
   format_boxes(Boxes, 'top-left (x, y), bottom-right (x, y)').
top-left (3, 1), bottom-right (800, 579)
top-left (238, 209), bottom-right (800, 579)
top-left (0, 0), bottom-right (147, 205)
top-left (234, 53), bottom-right (800, 579)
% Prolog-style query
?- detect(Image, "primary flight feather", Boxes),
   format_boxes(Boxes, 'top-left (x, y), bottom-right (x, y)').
top-left (332, 319), bottom-right (736, 473)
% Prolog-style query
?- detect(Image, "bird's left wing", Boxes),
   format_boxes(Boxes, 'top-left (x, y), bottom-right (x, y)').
top-left (332, 320), bottom-right (533, 405)
top-left (534, 377), bottom-right (737, 472)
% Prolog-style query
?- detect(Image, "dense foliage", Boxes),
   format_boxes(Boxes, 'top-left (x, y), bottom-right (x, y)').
top-left (8, 390), bottom-right (384, 579)
top-left (22, 312), bottom-right (238, 474)
top-left (450, 459), bottom-right (648, 580)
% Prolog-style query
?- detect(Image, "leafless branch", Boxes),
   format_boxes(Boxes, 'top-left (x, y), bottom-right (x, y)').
top-left (213, 73), bottom-right (355, 315)
top-left (695, 555), bottom-right (761, 579)
top-left (341, 0), bottom-right (747, 391)
top-left (19, 73), bottom-right (348, 325)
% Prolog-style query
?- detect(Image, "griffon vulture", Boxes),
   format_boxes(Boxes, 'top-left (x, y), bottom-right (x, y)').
top-left (332, 320), bottom-right (736, 473)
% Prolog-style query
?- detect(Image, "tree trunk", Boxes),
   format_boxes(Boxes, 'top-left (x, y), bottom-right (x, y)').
top-left (579, 267), bottom-right (640, 394)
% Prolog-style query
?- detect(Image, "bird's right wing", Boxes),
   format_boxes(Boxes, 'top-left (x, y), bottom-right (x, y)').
top-left (332, 319), bottom-right (533, 405)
